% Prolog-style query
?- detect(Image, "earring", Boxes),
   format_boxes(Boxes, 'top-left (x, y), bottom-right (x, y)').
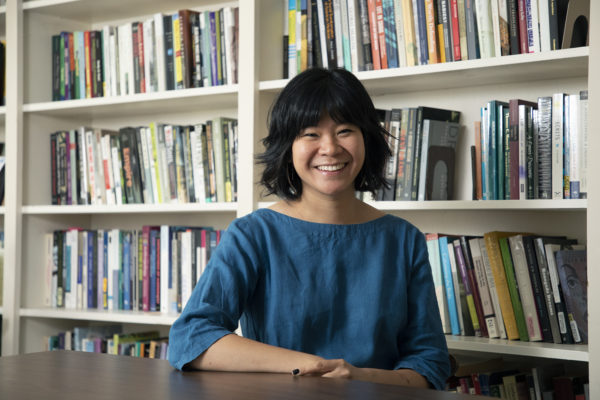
top-left (287, 164), bottom-right (298, 196)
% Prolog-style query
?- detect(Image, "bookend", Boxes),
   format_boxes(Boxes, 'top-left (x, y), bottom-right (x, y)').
top-left (561, 0), bottom-right (590, 48)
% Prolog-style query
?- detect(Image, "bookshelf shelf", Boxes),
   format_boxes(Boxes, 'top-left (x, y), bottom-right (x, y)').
top-left (19, 307), bottom-right (177, 326)
top-left (22, 203), bottom-right (238, 214)
top-left (445, 336), bottom-right (589, 362)
top-left (259, 48), bottom-right (589, 96)
top-left (23, 85), bottom-right (239, 118)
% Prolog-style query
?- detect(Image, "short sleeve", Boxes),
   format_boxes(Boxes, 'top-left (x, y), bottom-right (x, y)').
top-left (167, 220), bottom-right (261, 370)
top-left (393, 231), bottom-right (451, 390)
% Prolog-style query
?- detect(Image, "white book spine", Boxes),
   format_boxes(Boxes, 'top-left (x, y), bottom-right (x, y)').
top-left (538, 0), bottom-right (551, 52)
top-left (526, 0), bottom-right (541, 53)
top-left (223, 7), bottom-right (235, 85)
top-left (417, 119), bottom-right (430, 201)
top-left (475, 0), bottom-right (494, 58)
top-left (68, 129), bottom-right (77, 205)
top-left (190, 125), bottom-right (206, 203)
top-left (139, 127), bottom-right (154, 204)
top-left (479, 238), bottom-right (507, 339)
top-left (568, 94), bottom-right (580, 198)
top-left (411, 0), bottom-right (422, 64)
top-left (393, 0), bottom-right (407, 68)
top-left (181, 230), bottom-right (192, 310)
top-left (117, 23), bottom-right (130, 95)
top-left (339, 0), bottom-right (351, 70)
top-left (66, 229), bottom-right (77, 309)
top-left (154, 13), bottom-right (167, 92)
top-left (347, 0), bottom-right (361, 72)
top-left (156, 125), bottom-right (172, 204)
top-left (509, 235), bottom-right (543, 341)
top-left (426, 236), bottom-right (451, 333)
top-left (77, 128), bottom-right (89, 205)
top-left (109, 28), bottom-right (119, 96)
top-left (93, 130), bottom-right (107, 205)
top-left (551, 93), bottom-right (564, 199)
top-left (469, 238), bottom-right (499, 338)
top-left (102, 25), bottom-right (112, 97)
top-left (490, 0), bottom-right (502, 58)
top-left (110, 142), bottom-right (123, 205)
top-left (143, 19), bottom-right (156, 93)
top-left (317, 0), bottom-right (329, 68)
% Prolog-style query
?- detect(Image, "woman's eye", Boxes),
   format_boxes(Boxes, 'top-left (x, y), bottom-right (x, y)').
top-left (338, 128), bottom-right (352, 135)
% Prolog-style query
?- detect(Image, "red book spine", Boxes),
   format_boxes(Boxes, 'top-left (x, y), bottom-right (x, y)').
top-left (137, 22), bottom-right (146, 93)
top-left (375, 0), bottom-right (387, 68)
top-left (517, 0), bottom-right (528, 53)
top-left (450, 0), bottom-right (461, 60)
top-left (367, 0), bottom-right (381, 69)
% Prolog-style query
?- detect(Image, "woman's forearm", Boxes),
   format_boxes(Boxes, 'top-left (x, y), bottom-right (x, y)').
top-left (188, 334), bottom-right (322, 373)
top-left (357, 367), bottom-right (429, 387)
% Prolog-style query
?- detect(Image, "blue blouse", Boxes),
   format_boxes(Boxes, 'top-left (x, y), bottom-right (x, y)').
top-left (168, 208), bottom-right (450, 390)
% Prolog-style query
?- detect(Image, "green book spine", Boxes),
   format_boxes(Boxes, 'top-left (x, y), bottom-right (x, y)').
top-left (499, 237), bottom-right (529, 341)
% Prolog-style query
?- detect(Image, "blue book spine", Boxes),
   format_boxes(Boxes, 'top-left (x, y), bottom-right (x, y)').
top-left (150, 229), bottom-right (157, 312)
top-left (77, 31), bottom-right (85, 98)
top-left (382, 0), bottom-right (398, 68)
top-left (123, 233), bottom-right (131, 310)
top-left (103, 231), bottom-right (108, 309)
top-left (438, 236), bottom-right (460, 335)
top-left (415, 0), bottom-right (428, 65)
top-left (87, 231), bottom-right (94, 308)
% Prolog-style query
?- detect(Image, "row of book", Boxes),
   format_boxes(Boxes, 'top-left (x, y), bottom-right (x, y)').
top-left (284, 0), bottom-right (575, 76)
top-left (360, 106), bottom-right (461, 201)
top-left (448, 358), bottom-right (589, 399)
top-left (45, 326), bottom-right (168, 359)
top-left (51, 7), bottom-right (239, 101)
top-left (44, 226), bottom-right (223, 315)
top-left (473, 91), bottom-right (588, 201)
top-left (50, 118), bottom-right (238, 206)
top-left (427, 231), bottom-right (588, 344)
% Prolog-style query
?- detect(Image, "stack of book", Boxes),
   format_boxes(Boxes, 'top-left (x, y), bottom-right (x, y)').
top-left (52, 7), bottom-right (239, 101)
top-left (45, 326), bottom-right (169, 359)
top-left (364, 106), bottom-right (461, 201)
top-left (50, 118), bottom-right (238, 205)
top-left (474, 91), bottom-right (588, 200)
top-left (45, 225), bottom-right (224, 315)
top-left (284, 0), bottom-right (571, 76)
top-left (426, 232), bottom-right (588, 344)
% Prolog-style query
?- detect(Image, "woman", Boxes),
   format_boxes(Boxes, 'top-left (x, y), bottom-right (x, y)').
top-left (168, 67), bottom-right (450, 390)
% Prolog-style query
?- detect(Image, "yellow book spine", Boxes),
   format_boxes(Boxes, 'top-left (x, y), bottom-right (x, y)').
top-left (173, 15), bottom-right (183, 89)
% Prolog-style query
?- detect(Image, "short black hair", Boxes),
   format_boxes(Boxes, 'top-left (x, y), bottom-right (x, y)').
top-left (257, 67), bottom-right (391, 200)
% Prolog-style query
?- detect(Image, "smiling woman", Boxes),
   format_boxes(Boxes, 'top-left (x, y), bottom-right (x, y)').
top-left (168, 68), bottom-right (451, 391)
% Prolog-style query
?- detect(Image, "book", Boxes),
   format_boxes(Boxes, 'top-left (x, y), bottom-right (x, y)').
top-left (426, 233), bottom-right (451, 334)
top-left (418, 119), bottom-right (460, 201)
top-left (469, 237), bottom-right (499, 338)
top-left (508, 235), bottom-right (543, 341)
top-left (453, 239), bottom-right (481, 336)
top-left (555, 249), bottom-right (587, 343)
top-left (483, 231), bottom-right (523, 340)
top-left (438, 236), bottom-right (461, 335)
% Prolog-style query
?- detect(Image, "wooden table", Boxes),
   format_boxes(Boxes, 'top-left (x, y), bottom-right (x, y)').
top-left (0, 351), bottom-right (483, 399)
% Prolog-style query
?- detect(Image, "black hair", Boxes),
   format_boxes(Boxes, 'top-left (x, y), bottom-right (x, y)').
top-left (256, 67), bottom-right (391, 200)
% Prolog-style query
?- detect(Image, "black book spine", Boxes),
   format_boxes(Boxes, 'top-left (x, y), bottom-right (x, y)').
top-left (163, 15), bottom-right (175, 90)
top-left (523, 236), bottom-right (553, 342)
top-left (507, 0), bottom-right (520, 54)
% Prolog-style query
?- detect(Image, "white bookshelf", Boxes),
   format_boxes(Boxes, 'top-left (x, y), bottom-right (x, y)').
top-left (1, 1), bottom-right (599, 396)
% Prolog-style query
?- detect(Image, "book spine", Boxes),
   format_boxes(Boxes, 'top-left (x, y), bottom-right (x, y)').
top-left (453, 239), bottom-right (481, 336)
top-left (483, 232), bottom-right (520, 339)
top-left (551, 93), bottom-right (564, 199)
top-left (499, 237), bottom-right (530, 341)
top-left (523, 236), bottom-right (553, 342)
top-left (366, 0), bottom-right (381, 69)
top-left (439, 236), bottom-right (460, 335)
top-left (449, 0), bottom-right (461, 60)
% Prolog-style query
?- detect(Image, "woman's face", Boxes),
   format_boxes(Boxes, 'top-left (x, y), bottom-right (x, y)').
top-left (291, 113), bottom-right (365, 201)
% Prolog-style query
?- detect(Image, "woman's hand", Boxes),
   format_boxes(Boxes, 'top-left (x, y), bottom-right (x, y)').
top-left (293, 359), bottom-right (364, 380)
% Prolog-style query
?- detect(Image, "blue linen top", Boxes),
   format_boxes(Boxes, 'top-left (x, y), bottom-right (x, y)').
top-left (168, 208), bottom-right (450, 390)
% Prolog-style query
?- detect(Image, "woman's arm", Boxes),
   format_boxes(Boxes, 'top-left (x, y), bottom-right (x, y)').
top-left (188, 333), bottom-right (323, 373)
top-left (189, 334), bottom-right (428, 388)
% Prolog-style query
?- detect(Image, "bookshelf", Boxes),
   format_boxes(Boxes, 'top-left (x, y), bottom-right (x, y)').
top-left (1, 0), bottom-right (598, 396)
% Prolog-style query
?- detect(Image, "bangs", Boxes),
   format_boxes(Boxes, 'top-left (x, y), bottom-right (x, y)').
top-left (282, 73), bottom-right (372, 137)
